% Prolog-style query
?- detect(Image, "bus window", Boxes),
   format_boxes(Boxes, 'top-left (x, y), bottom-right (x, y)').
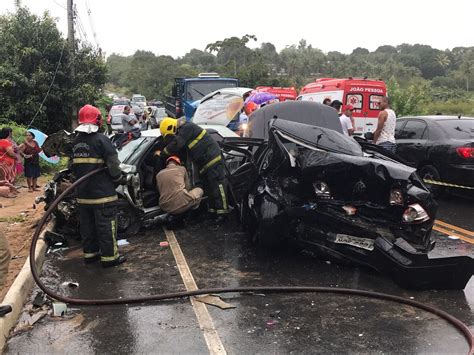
top-left (370, 95), bottom-right (384, 110)
top-left (346, 94), bottom-right (363, 109)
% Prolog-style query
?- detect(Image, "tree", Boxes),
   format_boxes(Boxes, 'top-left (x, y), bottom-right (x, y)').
top-left (206, 35), bottom-right (257, 76)
top-left (0, 7), bottom-right (107, 133)
top-left (387, 77), bottom-right (428, 116)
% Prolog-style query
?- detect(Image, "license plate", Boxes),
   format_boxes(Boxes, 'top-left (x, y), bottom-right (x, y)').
top-left (334, 234), bottom-right (375, 251)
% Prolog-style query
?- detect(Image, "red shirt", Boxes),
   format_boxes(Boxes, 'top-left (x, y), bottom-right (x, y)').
top-left (0, 139), bottom-right (15, 166)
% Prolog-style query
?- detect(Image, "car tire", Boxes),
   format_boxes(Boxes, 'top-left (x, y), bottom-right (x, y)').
top-left (116, 203), bottom-right (139, 236)
top-left (418, 165), bottom-right (443, 197)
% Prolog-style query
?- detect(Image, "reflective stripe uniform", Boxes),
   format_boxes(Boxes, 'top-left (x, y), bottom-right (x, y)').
top-left (71, 132), bottom-right (122, 262)
top-left (161, 121), bottom-right (229, 214)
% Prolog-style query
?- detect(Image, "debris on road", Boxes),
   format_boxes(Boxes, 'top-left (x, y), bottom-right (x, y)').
top-left (266, 319), bottom-right (278, 327)
top-left (61, 281), bottom-right (79, 288)
top-left (44, 230), bottom-right (68, 249)
top-left (195, 295), bottom-right (236, 310)
top-left (117, 239), bottom-right (130, 246)
top-left (159, 241), bottom-right (169, 247)
top-left (32, 292), bottom-right (47, 308)
top-left (52, 302), bottom-right (68, 317)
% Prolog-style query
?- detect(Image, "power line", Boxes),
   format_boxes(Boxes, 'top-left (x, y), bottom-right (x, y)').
top-left (84, 0), bottom-right (99, 48)
top-left (25, 40), bottom-right (67, 131)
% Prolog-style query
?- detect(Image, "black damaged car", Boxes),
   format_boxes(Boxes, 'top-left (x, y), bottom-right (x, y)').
top-left (221, 101), bottom-right (473, 290)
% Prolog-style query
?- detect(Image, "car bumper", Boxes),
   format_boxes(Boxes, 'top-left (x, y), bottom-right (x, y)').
top-left (281, 206), bottom-right (472, 290)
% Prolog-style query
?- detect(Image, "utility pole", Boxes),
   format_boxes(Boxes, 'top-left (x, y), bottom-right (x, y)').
top-left (67, 0), bottom-right (77, 129)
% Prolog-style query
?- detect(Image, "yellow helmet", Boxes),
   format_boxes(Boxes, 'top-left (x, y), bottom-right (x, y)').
top-left (159, 117), bottom-right (178, 137)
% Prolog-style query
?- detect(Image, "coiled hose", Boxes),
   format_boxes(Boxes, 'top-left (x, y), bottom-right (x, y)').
top-left (30, 168), bottom-right (474, 354)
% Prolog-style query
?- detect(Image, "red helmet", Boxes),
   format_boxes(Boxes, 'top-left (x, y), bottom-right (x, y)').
top-left (78, 105), bottom-right (102, 126)
top-left (166, 155), bottom-right (181, 165)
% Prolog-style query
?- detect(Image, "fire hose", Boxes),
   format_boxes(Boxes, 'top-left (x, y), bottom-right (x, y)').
top-left (30, 168), bottom-right (474, 354)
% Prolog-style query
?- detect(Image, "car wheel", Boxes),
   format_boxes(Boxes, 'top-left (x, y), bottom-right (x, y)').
top-left (116, 204), bottom-right (139, 236)
top-left (418, 165), bottom-right (443, 196)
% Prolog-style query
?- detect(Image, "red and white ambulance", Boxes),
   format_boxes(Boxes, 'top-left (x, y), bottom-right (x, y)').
top-left (256, 86), bottom-right (298, 101)
top-left (298, 78), bottom-right (387, 135)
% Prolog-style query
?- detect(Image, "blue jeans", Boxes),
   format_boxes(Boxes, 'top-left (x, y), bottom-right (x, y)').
top-left (378, 141), bottom-right (397, 154)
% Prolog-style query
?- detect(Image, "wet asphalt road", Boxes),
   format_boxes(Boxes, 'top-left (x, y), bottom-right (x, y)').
top-left (5, 195), bottom-right (474, 354)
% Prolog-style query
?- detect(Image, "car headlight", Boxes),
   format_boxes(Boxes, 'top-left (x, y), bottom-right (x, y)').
top-left (389, 187), bottom-right (404, 206)
top-left (402, 203), bottom-right (430, 223)
top-left (313, 181), bottom-right (331, 199)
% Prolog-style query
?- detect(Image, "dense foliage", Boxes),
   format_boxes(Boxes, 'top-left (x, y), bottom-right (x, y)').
top-left (108, 36), bottom-right (474, 116)
top-left (0, 8), bottom-right (107, 134)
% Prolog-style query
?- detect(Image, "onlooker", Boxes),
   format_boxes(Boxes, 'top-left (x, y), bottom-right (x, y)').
top-left (339, 105), bottom-right (355, 136)
top-left (121, 106), bottom-right (138, 133)
top-left (0, 127), bottom-right (18, 184)
top-left (156, 155), bottom-right (203, 215)
top-left (373, 97), bottom-right (397, 153)
top-left (20, 131), bottom-right (42, 192)
top-left (330, 100), bottom-right (343, 112)
top-left (323, 98), bottom-right (332, 105)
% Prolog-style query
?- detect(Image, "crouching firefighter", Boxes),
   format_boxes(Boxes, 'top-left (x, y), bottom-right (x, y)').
top-left (156, 155), bottom-right (203, 216)
top-left (71, 105), bottom-right (126, 267)
top-left (159, 118), bottom-right (229, 223)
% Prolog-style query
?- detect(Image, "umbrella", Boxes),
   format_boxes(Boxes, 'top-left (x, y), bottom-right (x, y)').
top-left (245, 92), bottom-right (278, 106)
top-left (28, 129), bottom-right (60, 164)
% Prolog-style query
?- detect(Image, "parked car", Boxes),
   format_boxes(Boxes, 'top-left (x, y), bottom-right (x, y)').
top-left (113, 97), bottom-right (130, 106)
top-left (39, 123), bottom-right (239, 236)
top-left (395, 116), bottom-right (474, 191)
top-left (219, 101), bottom-right (473, 290)
top-left (131, 94), bottom-right (146, 108)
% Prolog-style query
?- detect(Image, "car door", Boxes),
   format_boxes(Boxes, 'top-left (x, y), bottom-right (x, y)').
top-left (395, 119), bottom-right (428, 167)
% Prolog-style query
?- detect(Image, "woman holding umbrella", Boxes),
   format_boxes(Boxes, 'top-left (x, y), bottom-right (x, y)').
top-left (20, 131), bottom-right (42, 192)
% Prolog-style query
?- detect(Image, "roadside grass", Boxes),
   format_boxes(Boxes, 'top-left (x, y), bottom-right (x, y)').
top-left (0, 215), bottom-right (26, 224)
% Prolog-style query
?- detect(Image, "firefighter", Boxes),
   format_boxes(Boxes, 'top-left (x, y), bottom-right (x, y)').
top-left (159, 117), bottom-right (229, 223)
top-left (156, 155), bottom-right (203, 215)
top-left (71, 105), bottom-right (126, 267)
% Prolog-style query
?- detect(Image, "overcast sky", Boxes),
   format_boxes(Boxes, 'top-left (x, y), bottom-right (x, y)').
top-left (1, 0), bottom-right (473, 58)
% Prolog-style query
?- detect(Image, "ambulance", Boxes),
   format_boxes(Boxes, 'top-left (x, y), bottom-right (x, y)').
top-left (298, 78), bottom-right (387, 135)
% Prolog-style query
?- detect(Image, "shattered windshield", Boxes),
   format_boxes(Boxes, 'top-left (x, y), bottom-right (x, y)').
top-left (117, 137), bottom-right (153, 164)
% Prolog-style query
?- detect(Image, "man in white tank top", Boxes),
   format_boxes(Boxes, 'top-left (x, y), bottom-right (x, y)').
top-left (373, 97), bottom-right (397, 154)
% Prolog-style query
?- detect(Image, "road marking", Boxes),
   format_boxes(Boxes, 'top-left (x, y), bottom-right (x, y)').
top-left (164, 227), bottom-right (226, 355)
top-left (432, 225), bottom-right (474, 244)
top-left (434, 220), bottom-right (474, 237)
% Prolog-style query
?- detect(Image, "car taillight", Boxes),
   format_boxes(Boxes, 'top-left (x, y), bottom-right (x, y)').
top-left (456, 147), bottom-right (474, 159)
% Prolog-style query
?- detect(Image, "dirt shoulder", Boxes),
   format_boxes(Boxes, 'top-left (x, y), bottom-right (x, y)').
top-left (0, 177), bottom-right (49, 300)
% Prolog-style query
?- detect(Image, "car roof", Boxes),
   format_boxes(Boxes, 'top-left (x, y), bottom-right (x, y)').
top-left (140, 124), bottom-right (238, 138)
top-left (398, 115), bottom-right (474, 121)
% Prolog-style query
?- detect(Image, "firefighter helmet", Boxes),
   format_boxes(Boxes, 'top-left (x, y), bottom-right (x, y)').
top-left (160, 117), bottom-right (178, 137)
top-left (78, 104), bottom-right (102, 126)
top-left (166, 155), bottom-right (181, 165)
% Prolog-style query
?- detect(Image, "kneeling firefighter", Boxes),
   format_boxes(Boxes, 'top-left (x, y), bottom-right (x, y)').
top-left (71, 105), bottom-right (126, 267)
top-left (159, 118), bottom-right (229, 223)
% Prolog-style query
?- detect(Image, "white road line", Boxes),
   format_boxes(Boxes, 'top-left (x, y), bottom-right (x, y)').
top-left (164, 227), bottom-right (226, 355)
